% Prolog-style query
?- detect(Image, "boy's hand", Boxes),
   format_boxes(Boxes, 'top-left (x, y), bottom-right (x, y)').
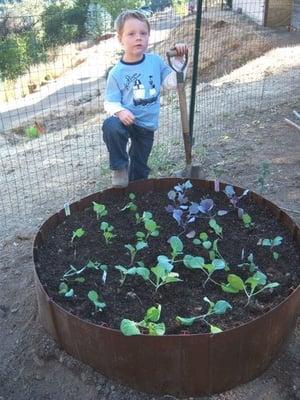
top-left (115, 110), bottom-right (135, 126)
top-left (173, 43), bottom-right (188, 58)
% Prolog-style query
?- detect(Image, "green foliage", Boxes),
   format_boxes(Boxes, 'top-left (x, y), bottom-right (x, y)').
top-left (84, 3), bottom-right (112, 41)
top-left (0, 34), bottom-right (28, 80)
top-left (221, 272), bottom-right (280, 305)
top-left (42, 4), bottom-right (78, 47)
top-left (88, 290), bottom-right (106, 312)
top-left (99, 0), bottom-right (144, 21)
top-left (121, 193), bottom-right (137, 212)
top-left (176, 296), bottom-right (232, 333)
top-left (58, 282), bottom-right (74, 297)
top-left (257, 236), bottom-right (283, 260)
top-left (120, 304), bottom-right (165, 336)
top-left (92, 202), bottom-right (108, 219)
top-left (71, 227), bottom-right (85, 242)
top-left (100, 221), bottom-right (116, 244)
top-left (115, 264), bottom-right (150, 285)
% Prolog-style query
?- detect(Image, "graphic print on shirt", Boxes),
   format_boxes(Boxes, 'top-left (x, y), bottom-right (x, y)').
top-left (131, 75), bottom-right (158, 106)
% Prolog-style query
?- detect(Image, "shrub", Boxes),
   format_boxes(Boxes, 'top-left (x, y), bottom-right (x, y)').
top-left (84, 4), bottom-right (112, 41)
top-left (0, 34), bottom-right (29, 80)
top-left (42, 4), bottom-right (79, 47)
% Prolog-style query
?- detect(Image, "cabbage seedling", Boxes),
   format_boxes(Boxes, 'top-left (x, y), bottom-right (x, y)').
top-left (257, 236), bottom-right (283, 260)
top-left (71, 228), bottom-right (85, 243)
top-left (148, 265), bottom-right (182, 292)
top-left (92, 202), bottom-right (108, 219)
top-left (120, 304), bottom-right (165, 336)
top-left (120, 193), bottom-right (137, 212)
top-left (221, 272), bottom-right (279, 305)
top-left (100, 222), bottom-right (116, 244)
top-left (124, 241), bottom-right (148, 266)
top-left (87, 290), bottom-right (106, 313)
top-left (176, 296), bottom-right (232, 334)
top-left (114, 265), bottom-right (150, 286)
top-left (58, 282), bottom-right (74, 298)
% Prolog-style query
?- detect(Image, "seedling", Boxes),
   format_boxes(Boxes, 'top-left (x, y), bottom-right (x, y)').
top-left (183, 255), bottom-right (225, 287)
top-left (168, 235), bottom-right (184, 262)
top-left (256, 162), bottom-right (270, 194)
top-left (58, 282), bottom-right (74, 298)
top-left (71, 228), bottom-right (85, 243)
top-left (223, 185), bottom-right (249, 215)
top-left (143, 216), bottom-right (160, 239)
top-left (120, 304), bottom-right (165, 336)
top-left (100, 221), bottom-right (116, 244)
top-left (238, 252), bottom-right (259, 273)
top-left (257, 236), bottom-right (283, 260)
top-left (115, 264), bottom-right (150, 286)
top-left (92, 202), bottom-right (108, 219)
top-left (242, 213), bottom-right (254, 229)
top-left (176, 296), bottom-right (232, 333)
top-left (86, 261), bottom-right (108, 284)
top-left (121, 193), bottom-right (137, 212)
top-left (124, 241), bottom-right (148, 266)
top-left (148, 265), bottom-right (182, 292)
top-left (87, 290), bottom-right (106, 313)
top-left (135, 211), bottom-right (152, 225)
top-left (221, 272), bottom-right (279, 305)
top-left (209, 218), bottom-right (223, 238)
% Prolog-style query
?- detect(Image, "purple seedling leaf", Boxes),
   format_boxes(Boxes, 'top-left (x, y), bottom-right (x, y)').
top-left (198, 199), bottom-right (214, 215)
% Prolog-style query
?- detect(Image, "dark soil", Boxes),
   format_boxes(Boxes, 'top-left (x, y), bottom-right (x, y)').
top-left (36, 180), bottom-right (300, 335)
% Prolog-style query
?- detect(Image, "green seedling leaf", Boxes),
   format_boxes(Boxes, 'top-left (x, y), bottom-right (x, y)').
top-left (92, 202), bottom-right (107, 219)
top-left (59, 282), bottom-right (69, 295)
top-left (147, 322), bottom-right (165, 336)
top-left (273, 236), bottom-right (283, 246)
top-left (136, 241), bottom-right (148, 251)
top-left (242, 213), bottom-right (253, 228)
top-left (145, 304), bottom-right (161, 322)
top-left (71, 228), bottom-right (85, 242)
top-left (193, 238), bottom-right (201, 245)
top-left (176, 316), bottom-right (197, 326)
top-left (169, 236), bottom-right (184, 254)
top-left (157, 255), bottom-right (173, 272)
top-left (209, 219), bottom-right (223, 237)
top-left (135, 267), bottom-right (150, 280)
top-left (65, 289), bottom-right (74, 297)
top-left (213, 300), bottom-right (232, 315)
top-left (100, 221), bottom-right (108, 230)
top-left (228, 274), bottom-right (245, 290)
top-left (199, 232), bottom-right (208, 241)
top-left (183, 255), bottom-right (205, 270)
top-left (212, 259), bottom-right (226, 270)
top-left (88, 290), bottom-right (106, 312)
top-left (210, 325), bottom-right (223, 334)
top-left (203, 241), bottom-right (212, 250)
top-left (273, 251), bottom-right (279, 260)
top-left (74, 277), bottom-right (85, 283)
top-left (120, 319), bottom-right (141, 336)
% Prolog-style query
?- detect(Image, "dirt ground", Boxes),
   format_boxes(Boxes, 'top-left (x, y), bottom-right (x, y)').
top-left (0, 10), bottom-right (300, 400)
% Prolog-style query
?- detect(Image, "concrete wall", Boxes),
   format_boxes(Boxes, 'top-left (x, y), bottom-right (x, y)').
top-left (232, 0), bottom-right (265, 25)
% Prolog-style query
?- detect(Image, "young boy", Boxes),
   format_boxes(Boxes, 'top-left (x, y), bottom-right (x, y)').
top-left (102, 10), bottom-right (188, 188)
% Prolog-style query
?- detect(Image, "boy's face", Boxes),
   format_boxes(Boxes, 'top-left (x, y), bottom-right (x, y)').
top-left (118, 18), bottom-right (150, 62)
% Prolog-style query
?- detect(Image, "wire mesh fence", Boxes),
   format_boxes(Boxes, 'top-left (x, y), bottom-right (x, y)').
top-left (0, 0), bottom-right (299, 234)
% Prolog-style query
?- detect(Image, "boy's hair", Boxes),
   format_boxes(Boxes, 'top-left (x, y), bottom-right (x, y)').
top-left (114, 10), bottom-right (150, 35)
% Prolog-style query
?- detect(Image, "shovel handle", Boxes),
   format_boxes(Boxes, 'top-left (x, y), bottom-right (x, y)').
top-left (166, 49), bottom-right (188, 73)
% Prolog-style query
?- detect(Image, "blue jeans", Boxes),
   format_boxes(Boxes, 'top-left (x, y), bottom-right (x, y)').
top-left (102, 116), bottom-right (154, 181)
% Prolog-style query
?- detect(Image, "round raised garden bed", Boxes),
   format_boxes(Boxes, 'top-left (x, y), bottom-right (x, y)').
top-left (33, 178), bottom-right (300, 397)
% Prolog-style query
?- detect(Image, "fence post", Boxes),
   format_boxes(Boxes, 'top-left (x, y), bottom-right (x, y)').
top-left (189, 0), bottom-right (203, 145)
